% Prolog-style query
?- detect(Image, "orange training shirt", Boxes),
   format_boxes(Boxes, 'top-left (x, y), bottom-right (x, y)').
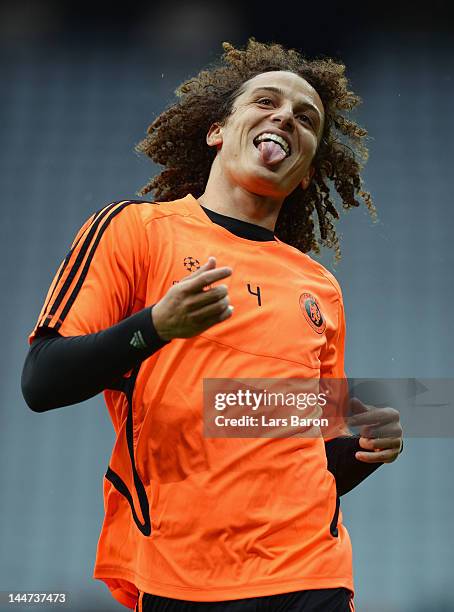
top-left (29, 195), bottom-right (353, 609)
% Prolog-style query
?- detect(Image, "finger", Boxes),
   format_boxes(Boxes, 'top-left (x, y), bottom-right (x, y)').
top-left (348, 406), bottom-right (399, 427)
top-left (197, 304), bottom-right (234, 328)
top-left (187, 284), bottom-right (229, 309)
top-left (183, 266), bottom-right (233, 293)
top-left (189, 297), bottom-right (233, 324)
top-left (355, 448), bottom-right (400, 463)
top-left (185, 256), bottom-right (216, 278)
top-left (348, 397), bottom-right (381, 420)
top-left (201, 256), bottom-right (216, 269)
top-left (218, 304), bottom-right (234, 321)
top-left (358, 437), bottom-right (403, 451)
top-left (347, 413), bottom-right (380, 428)
top-left (359, 423), bottom-right (403, 439)
top-left (179, 256), bottom-right (216, 284)
top-left (349, 397), bottom-right (371, 415)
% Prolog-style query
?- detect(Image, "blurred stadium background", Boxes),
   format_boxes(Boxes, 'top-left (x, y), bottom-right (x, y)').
top-left (1, 0), bottom-right (453, 610)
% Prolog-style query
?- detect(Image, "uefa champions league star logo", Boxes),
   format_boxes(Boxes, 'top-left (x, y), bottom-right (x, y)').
top-left (183, 256), bottom-right (200, 272)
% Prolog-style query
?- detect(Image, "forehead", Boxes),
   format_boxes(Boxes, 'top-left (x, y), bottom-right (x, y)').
top-left (239, 70), bottom-right (324, 114)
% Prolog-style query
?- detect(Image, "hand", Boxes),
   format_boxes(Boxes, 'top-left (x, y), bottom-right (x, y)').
top-left (347, 397), bottom-right (403, 463)
top-left (152, 256), bottom-right (233, 341)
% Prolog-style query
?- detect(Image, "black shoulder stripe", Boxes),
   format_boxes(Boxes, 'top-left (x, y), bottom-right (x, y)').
top-left (53, 201), bottom-right (143, 331)
top-left (40, 201), bottom-right (121, 326)
top-left (91, 200), bottom-right (145, 223)
top-left (90, 208), bottom-right (106, 225)
top-left (40, 210), bottom-right (104, 320)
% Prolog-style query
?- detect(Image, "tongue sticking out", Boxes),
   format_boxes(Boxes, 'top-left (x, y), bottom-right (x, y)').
top-left (257, 140), bottom-right (286, 165)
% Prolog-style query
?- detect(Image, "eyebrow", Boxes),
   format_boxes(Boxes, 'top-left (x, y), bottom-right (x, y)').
top-left (250, 86), bottom-right (323, 123)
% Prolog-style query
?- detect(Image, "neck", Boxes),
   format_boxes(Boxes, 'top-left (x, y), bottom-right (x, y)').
top-left (198, 159), bottom-right (284, 231)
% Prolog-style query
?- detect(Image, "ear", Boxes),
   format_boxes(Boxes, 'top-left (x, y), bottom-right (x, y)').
top-left (301, 165), bottom-right (315, 191)
top-left (206, 122), bottom-right (223, 149)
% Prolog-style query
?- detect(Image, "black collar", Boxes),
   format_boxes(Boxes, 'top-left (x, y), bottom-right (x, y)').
top-left (201, 206), bottom-right (276, 242)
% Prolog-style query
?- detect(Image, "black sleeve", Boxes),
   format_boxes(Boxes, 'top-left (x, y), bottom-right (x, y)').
top-left (324, 436), bottom-right (384, 496)
top-left (21, 306), bottom-right (169, 412)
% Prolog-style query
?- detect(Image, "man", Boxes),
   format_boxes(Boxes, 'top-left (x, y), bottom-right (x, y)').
top-left (22, 40), bottom-right (403, 611)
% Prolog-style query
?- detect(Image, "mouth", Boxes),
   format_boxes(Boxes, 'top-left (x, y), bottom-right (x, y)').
top-left (253, 131), bottom-right (292, 158)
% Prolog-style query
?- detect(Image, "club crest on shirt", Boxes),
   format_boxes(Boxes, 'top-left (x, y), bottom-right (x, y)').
top-left (299, 293), bottom-right (326, 334)
top-left (183, 256), bottom-right (200, 272)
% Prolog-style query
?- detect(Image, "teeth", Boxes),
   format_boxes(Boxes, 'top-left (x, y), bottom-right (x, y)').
top-left (254, 132), bottom-right (290, 156)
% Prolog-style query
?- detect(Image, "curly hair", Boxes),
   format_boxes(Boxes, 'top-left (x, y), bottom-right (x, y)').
top-left (136, 38), bottom-right (376, 260)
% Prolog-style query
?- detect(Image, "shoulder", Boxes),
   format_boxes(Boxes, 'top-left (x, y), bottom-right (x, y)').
top-left (87, 196), bottom-right (194, 232)
top-left (275, 239), bottom-right (343, 302)
top-left (304, 254), bottom-right (343, 301)
top-left (117, 196), bottom-right (198, 229)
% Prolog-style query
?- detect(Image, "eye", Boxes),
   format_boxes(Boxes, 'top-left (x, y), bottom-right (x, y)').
top-left (297, 114), bottom-right (314, 127)
top-left (256, 97), bottom-right (274, 106)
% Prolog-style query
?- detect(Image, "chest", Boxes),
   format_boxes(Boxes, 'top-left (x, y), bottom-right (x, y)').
top-left (145, 221), bottom-right (337, 369)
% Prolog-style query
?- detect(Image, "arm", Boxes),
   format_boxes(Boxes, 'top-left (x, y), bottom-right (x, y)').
top-left (21, 306), bottom-right (168, 412)
top-left (324, 435), bottom-right (383, 496)
top-left (319, 282), bottom-right (402, 495)
top-left (23, 235), bottom-right (233, 413)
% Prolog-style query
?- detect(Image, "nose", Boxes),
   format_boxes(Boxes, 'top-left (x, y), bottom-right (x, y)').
top-left (271, 104), bottom-right (295, 132)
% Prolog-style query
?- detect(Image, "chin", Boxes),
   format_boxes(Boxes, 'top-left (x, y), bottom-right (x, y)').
top-left (251, 177), bottom-right (292, 199)
top-left (229, 165), bottom-right (288, 199)
top-left (249, 184), bottom-right (288, 200)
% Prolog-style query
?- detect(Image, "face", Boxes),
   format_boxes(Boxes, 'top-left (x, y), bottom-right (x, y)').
top-left (206, 70), bottom-right (324, 198)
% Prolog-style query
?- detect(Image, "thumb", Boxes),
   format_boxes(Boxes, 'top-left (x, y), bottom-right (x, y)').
top-left (348, 397), bottom-right (370, 416)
